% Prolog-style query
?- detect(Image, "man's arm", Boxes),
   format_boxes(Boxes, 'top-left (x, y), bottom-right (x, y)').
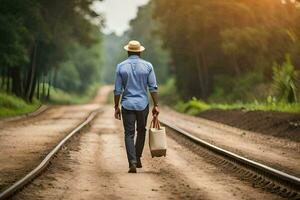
top-left (114, 65), bottom-right (122, 120)
top-left (150, 92), bottom-right (159, 116)
top-left (114, 95), bottom-right (121, 108)
top-left (114, 95), bottom-right (121, 120)
top-left (150, 92), bottom-right (158, 106)
top-left (148, 64), bottom-right (159, 116)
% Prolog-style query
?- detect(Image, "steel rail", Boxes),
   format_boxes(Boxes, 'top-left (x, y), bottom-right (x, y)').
top-left (0, 108), bottom-right (102, 200)
top-left (160, 119), bottom-right (300, 190)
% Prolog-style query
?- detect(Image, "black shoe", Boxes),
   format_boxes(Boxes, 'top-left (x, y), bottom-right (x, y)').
top-left (136, 158), bottom-right (142, 168)
top-left (128, 162), bottom-right (137, 173)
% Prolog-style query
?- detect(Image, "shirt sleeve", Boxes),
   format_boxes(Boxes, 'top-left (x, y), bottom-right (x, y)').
top-left (147, 63), bottom-right (158, 92)
top-left (114, 64), bottom-right (123, 96)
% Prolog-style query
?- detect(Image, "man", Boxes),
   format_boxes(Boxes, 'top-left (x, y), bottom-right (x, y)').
top-left (114, 40), bottom-right (159, 173)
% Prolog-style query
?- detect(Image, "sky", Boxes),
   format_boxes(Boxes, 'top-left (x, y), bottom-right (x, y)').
top-left (92, 0), bottom-right (150, 36)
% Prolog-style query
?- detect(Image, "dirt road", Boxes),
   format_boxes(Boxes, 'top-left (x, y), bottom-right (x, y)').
top-left (13, 105), bottom-right (282, 200)
top-left (0, 86), bottom-right (111, 192)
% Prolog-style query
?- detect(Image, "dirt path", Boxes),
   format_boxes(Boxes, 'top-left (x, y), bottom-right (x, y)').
top-left (160, 107), bottom-right (300, 177)
top-left (13, 106), bottom-right (282, 200)
top-left (0, 86), bottom-right (111, 192)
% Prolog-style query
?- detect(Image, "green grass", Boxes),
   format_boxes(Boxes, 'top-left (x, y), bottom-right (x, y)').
top-left (48, 83), bottom-right (100, 104)
top-left (0, 92), bottom-right (40, 118)
top-left (159, 76), bottom-right (300, 114)
top-left (0, 83), bottom-right (100, 118)
top-left (175, 97), bottom-right (300, 115)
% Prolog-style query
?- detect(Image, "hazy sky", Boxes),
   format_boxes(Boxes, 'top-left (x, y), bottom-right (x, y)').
top-left (93, 0), bottom-right (150, 35)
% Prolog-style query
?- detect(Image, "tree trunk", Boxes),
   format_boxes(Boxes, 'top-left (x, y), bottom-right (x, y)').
top-left (233, 55), bottom-right (241, 76)
top-left (47, 73), bottom-right (51, 101)
top-left (53, 67), bottom-right (58, 88)
top-left (11, 68), bottom-right (22, 97)
top-left (26, 43), bottom-right (38, 102)
top-left (0, 69), bottom-right (2, 89)
top-left (200, 51), bottom-right (209, 98)
top-left (193, 46), bottom-right (206, 99)
top-left (21, 68), bottom-right (28, 98)
top-left (36, 76), bottom-right (40, 99)
top-left (6, 68), bottom-right (10, 93)
top-left (28, 73), bottom-right (37, 102)
top-left (195, 53), bottom-right (205, 98)
top-left (42, 75), bottom-right (45, 101)
top-left (1, 68), bottom-right (6, 90)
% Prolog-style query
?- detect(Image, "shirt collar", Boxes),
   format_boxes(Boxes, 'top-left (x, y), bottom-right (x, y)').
top-left (128, 55), bottom-right (139, 59)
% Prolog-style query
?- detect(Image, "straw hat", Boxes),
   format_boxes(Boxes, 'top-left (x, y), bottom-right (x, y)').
top-left (124, 40), bottom-right (145, 52)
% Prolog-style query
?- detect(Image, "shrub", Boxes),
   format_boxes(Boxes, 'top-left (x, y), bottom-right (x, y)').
top-left (159, 78), bottom-right (180, 106)
top-left (209, 71), bottom-right (265, 103)
top-left (175, 97), bottom-right (211, 115)
top-left (272, 55), bottom-right (299, 103)
top-left (0, 91), bottom-right (39, 117)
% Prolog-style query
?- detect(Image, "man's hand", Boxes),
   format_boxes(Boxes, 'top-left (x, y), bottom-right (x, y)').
top-left (152, 105), bottom-right (160, 117)
top-left (114, 107), bottom-right (121, 120)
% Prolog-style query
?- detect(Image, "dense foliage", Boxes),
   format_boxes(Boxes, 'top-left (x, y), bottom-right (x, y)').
top-left (101, 33), bottom-right (128, 84)
top-left (0, 0), bottom-right (103, 102)
top-left (152, 0), bottom-right (300, 102)
top-left (128, 2), bottom-right (170, 84)
top-left (272, 55), bottom-right (299, 103)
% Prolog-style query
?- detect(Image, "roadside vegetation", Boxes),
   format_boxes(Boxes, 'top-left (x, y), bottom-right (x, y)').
top-left (158, 77), bottom-right (300, 114)
top-left (170, 56), bottom-right (300, 114)
top-left (175, 99), bottom-right (300, 114)
top-left (49, 83), bottom-right (101, 105)
top-left (0, 0), bottom-right (103, 117)
top-left (1, 0), bottom-right (300, 118)
top-left (0, 91), bottom-right (40, 118)
top-left (0, 83), bottom-right (100, 118)
top-left (116, 0), bottom-right (300, 114)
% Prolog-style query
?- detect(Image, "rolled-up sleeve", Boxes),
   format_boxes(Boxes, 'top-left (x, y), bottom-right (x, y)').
top-left (114, 64), bottom-right (123, 96)
top-left (147, 64), bottom-right (158, 92)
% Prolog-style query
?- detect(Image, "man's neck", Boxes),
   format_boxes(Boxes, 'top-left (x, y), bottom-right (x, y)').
top-left (128, 55), bottom-right (139, 59)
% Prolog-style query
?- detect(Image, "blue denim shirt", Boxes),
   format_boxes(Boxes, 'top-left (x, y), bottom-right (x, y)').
top-left (114, 55), bottom-right (158, 111)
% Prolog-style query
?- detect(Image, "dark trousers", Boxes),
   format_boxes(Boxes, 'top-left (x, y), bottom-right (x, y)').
top-left (121, 105), bottom-right (149, 165)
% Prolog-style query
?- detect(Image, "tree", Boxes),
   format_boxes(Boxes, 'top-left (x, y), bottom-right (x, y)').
top-left (153, 0), bottom-right (300, 101)
top-left (101, 33), bottom-right (128, 84)
top-left (128, 2), bottom-right (171, 84)
top-left (0, 0), bottom-right (103, 101)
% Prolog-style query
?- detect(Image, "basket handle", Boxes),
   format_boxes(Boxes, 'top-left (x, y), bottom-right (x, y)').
top-left (150, 116), bottom-right (161, 129)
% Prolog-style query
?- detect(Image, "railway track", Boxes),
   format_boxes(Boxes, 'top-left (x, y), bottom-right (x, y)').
top-left (1, 107), bottom-right (299, 199)
top-left (160, 119), bottom-right (300, 199)
top-left (0, 108), bottom-right (102, 200)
